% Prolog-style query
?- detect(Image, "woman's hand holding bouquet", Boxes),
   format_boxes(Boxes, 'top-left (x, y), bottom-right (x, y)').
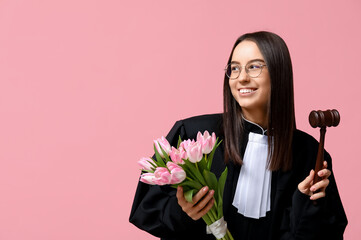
top-left (138, 131), bottom-right (233, 240)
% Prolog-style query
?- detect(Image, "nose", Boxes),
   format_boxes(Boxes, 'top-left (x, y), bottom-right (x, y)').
top-left (236, 67), bottom-right (250, 83)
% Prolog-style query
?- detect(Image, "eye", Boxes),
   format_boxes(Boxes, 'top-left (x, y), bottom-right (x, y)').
top-left (231, 65), bottom-right (240, 71)
top-left (247, 63), bottom-right (262, 70)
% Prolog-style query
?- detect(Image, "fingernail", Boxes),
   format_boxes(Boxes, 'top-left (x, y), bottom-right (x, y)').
top-left (203, 186), bottom-right (208, 192)
top-left (310, 187), bottom-right (315, 191)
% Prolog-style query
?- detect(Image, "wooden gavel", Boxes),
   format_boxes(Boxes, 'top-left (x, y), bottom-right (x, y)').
top-left (309, 109), bottom-right (340, 184)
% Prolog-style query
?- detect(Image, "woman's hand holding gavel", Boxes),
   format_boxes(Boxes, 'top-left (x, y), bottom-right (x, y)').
top-left (298, 109), bottom-right (340, 200)
top-left (298, 160), bottom-right (331, 200)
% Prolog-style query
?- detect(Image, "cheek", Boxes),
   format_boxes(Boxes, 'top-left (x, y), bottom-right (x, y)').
top-left (261, 78), bottom-right (271, 96)
top-left (261, 82), bottom-right (271, 103)
top-left (228, 80), bottom-right (232, 89)
top-left (229, 82), bottom-right (238, 97)
top-left (266, 83), bottom-right (271, 98)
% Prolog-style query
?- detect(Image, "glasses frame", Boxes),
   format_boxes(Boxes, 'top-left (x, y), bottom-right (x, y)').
top-left (224, 62), bottom-right (267, 79)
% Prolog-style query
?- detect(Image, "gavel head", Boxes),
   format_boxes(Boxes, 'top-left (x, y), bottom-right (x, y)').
top-left (309, 109), bottom-right (340, 128)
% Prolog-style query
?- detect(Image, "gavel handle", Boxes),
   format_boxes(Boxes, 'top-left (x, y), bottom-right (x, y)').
top-left (314, 126), bottom-right (326, 184)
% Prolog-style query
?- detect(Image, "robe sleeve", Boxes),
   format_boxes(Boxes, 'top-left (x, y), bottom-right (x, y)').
top-left (279, 153), bottom-right (348, 240)
top-left (129, 120), bottom-right (214, 240)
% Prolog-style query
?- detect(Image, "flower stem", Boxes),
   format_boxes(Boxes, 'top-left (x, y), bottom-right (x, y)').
top-left (227, 229), bottom-right (234, 240)
top-left (209, 206), bottom-right (218, 222)
top-left (206, 211), bottom-right (215, 223)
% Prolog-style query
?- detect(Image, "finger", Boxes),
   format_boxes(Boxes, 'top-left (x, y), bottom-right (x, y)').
top-left (177, 186), bottom-right (197, 215)
top-left (192, 198), bottom-right (215, 220)
top-left (318, 168), bottom-right (331, 178)
top-left (310, 191), bottom-right (326, 200)
top-left (176, 186), bottom-right (188, 206)
top-left (194, 189), bottom-right (214, 211)
top-left (192, 186), bottom-right (210, 205)
top-left (187, 189), bottom-right (214, 220)
top-left (176, 186), bottom-right (184, 200)
top-left (187, 190), bottom-right (214, 220)
top-left (310, 178), bottom-right (330, 192)
top-left (298, 170), bottom-right (314, 194)
top-left (323, 160), bottom-right (328, 169)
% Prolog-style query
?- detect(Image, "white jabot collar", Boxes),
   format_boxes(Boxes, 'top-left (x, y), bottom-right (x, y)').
top-left (232, 131), bottom-right (272, 219)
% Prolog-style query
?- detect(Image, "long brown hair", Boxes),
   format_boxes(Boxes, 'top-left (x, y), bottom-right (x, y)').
top-left (223, 31), bottom-right (296, 171)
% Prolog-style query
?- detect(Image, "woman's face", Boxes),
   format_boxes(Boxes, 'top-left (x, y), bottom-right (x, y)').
top-left (229, 40), bottom-right (271, 120)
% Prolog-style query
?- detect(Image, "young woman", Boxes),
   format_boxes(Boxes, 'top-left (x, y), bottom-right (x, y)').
top-left (129, 31), bottom-right (347, 240)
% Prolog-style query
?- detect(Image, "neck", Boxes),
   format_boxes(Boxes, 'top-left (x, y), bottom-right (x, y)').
top-left (242, 109), bottom-right (268, 129)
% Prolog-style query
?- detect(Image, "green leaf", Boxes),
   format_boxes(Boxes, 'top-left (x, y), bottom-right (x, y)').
top-left (218, 167), bottom-right (228, 195)
top-left (183, 160), bottom-right (206, 186)
top-left (153, 144), bottom-right (166, 167)
top-left (180, 164), bottom-right (196, 181)
top-left (203, 169), bottom-right (218, 199)
top-left (217, 167), bottom-right (228, 218)
top-left (148, 158), bottom-right (158, 169)
top-left (203, 169), bottom-right (218, 195)
top-left (197, 156), bottom-right (207, 171)
top-left (217, 194), bottom-right (223, 219)
top-left (184, 189), bottom-right (194, 203)
top-left (207, 138), bottom-right (223, 170)
top-left (158, 144), bottom-right (171, 163)
top-left (177, 135), bottom-right (182, 149)
top-left (179, 180), bottom-right (202, 191)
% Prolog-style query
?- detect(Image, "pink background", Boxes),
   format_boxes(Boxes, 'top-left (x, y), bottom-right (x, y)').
top-left (0, 0), bottom-right (360, 239)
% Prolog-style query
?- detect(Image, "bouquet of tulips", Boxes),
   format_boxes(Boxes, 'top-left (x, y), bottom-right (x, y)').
top-left (138, 131), bottom-right (234, 240)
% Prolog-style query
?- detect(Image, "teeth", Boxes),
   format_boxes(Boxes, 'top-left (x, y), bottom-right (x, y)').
top-left (239, 89), bottom-right (255, 94)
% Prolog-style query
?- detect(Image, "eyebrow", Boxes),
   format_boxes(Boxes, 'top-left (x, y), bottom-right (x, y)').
top-left (231, 59), bottom-right (265, 64)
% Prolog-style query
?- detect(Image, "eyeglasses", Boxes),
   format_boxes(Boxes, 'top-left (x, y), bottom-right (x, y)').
top-left (224, 62), bottom-right (267, 79)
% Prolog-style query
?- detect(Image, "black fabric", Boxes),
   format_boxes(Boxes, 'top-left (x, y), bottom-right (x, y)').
top-left (129, 113), bottom-right (347, 240)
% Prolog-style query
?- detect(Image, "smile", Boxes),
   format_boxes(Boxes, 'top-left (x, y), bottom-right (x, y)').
top-left (239, 88), bottom-right (257, 94)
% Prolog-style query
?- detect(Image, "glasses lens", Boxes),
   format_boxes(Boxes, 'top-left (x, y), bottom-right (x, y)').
top-left (246, 63), bottom-right (262, 77)
top-left (226, 64), bottom-right (240, 79)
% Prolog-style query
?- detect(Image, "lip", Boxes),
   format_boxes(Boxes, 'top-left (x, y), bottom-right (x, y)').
top-left (238, 88), bottom-right (257, 96)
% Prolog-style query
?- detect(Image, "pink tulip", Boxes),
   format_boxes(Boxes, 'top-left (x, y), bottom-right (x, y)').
top-left (140, 173), bottom-right (157, 185)
top-left (179, 139), bottom-right (195, 151)
top-left (154, 136), bottom-right (171, 157)
top-left (138, 157), bottom-right (156, 171)
top-left (196, 131), bottom-right (217, 154)
top-left (167, 162), bottom-right (186, 184)
top-left (169, 146), bottom-right (186, 164)
top-left (186, 141), bottom-right (203, 163)
top-left (153, 167), bottom-right (171, 185)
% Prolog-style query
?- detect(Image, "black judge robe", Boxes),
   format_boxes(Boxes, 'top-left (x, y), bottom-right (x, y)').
top-left (129, 114), bottom-right (347, 240)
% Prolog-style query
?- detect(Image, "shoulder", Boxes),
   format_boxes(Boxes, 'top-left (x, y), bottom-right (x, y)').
top-left (180, 113), bottom-right (222, 128)
top-left (175, 113), bottom-right (223, 140)
top-left (292, 129), bottom-right (332, 168)
top-left (293, 129), bottom-right (318, 147)
top-left (293, 129), bottom-right (319, 156)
